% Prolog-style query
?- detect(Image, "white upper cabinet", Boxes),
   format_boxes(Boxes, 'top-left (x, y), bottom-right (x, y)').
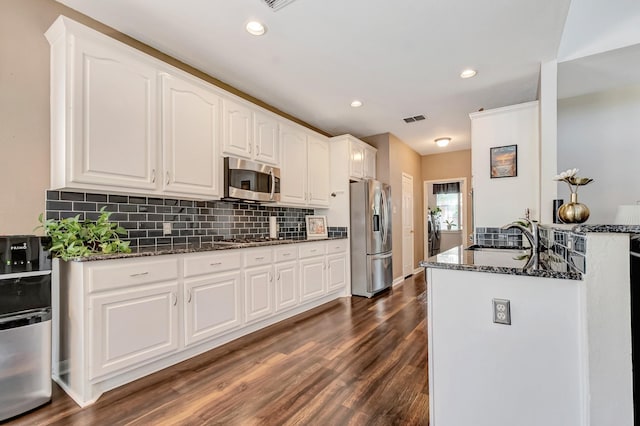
top-left (330, 134), bottom-right (377, 181)
top-left (280, 124), bottom-right (308, 205)
top-left (222, 97), bottom-right (280, 166)
top-left (280, 123), bottom-right (330, 207)
top-left (47, 18), bottom-right (159, 192)
top-left (253, 110), bottom-right (279, 165)
top-left (222, 97), bottom-right (253, 158)
top-left (363, 145), bottom-right (377, 180)
top-left (307, 135), bottom-right (330, 206)
top-left (161, 73), bottom-right (221, 198)
top-left (350, 143), bottom-right (365, 179)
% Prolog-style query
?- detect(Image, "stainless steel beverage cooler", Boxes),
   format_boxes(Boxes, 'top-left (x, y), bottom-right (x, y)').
top-left (0, 236), bottom-right (52, 421)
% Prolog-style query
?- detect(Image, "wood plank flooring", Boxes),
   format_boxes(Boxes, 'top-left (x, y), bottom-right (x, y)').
top-left (8, 273), bottom-right (428, 426)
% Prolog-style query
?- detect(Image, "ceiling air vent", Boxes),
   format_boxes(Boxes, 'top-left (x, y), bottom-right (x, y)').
top-left (403, 114), bottom-right (427, 123)
top-left (261, 0), bottom-right (297, 11)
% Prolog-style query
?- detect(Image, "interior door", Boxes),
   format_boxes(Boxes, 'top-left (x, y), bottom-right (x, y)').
top-left (402, 173), bottom-right (414, 277)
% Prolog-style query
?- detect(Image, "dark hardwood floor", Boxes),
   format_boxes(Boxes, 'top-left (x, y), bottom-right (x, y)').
top-left (8, 273), bottom-right (428, 426)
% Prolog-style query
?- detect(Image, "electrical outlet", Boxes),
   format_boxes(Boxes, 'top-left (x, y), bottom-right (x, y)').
top-left (162, 222), bottom-right (172, 236)
top-left (493, 299), bottom-right (511, 325)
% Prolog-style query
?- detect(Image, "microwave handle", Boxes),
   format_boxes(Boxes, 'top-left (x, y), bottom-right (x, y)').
top-left (269, 168), bottom-right (275, 201)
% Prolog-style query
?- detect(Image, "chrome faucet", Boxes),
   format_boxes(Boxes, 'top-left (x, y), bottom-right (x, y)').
top-left (502, 218), bottom-right (539, 269)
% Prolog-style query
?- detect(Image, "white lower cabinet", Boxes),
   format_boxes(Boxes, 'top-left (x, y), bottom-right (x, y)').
top-left (300, 257), bottom-right (326, 302)
top-left (299, 242), bottom-right (328, 302)
top-left (275, 261), bottom-right (298, 312)
top-left (327, 239), bottom-right (348, 293)
top-left (53, 240), bottom-right (348, 407)
top-left (89, 281), bottom-right (179, 380)
top-left (244, 265), bottom-right (274, 324)
top-left (274, 245), bottom-right (299, 312)
top-left (327, 254), bottom-right (347, 293)
top-left (184, 271), bottom-right (242, 346)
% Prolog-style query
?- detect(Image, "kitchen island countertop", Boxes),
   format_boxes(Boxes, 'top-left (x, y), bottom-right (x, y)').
top-left (419, 245), bottom-right (582, 280)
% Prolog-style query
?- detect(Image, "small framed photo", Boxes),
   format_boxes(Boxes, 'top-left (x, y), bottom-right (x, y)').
top-left (490, 145), bottom-right (517, 178)
top-left (305, 215), bottom-right (328, 240)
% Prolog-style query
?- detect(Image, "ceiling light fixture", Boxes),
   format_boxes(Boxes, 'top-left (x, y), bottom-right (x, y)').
top-left (350, 100), bottom-right (363, 108)
top-left (460, 69), bottom-right (477, 79)
top-left (246, 21), bottom-right (266, 36)
top-left (435, 137), bottom-right (451, 147)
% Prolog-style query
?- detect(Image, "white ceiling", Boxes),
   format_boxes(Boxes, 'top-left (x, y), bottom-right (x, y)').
top-left (56, 0), bottom-right (571, 155)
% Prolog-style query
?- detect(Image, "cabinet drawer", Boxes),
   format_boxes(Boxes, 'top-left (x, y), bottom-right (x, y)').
top-left (274, 245), bottom-right (298, 263)
top-left (327, 239), bottom-right (347, 254)
top-left (299, 242), bottom-right (326, 259)
top-left (184, 251), bottom-right (242, 278)
top-left (244, 249), bottom-right (273, 268)
top-left (87, 257), bottom-right (179, 293)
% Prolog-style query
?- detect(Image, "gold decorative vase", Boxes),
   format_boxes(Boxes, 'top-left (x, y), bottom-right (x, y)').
top-left (558, 193), bottom-right (590, 224)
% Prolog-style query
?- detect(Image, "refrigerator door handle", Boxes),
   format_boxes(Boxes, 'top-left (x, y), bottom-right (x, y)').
top-left (381, 189), bottom-right (388, 245)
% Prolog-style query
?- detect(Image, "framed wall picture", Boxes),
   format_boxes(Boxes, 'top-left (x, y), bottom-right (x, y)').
top-left (490, 145), bottom-right (517, 178)
top-left (305, 215), bottom-right (328, 239)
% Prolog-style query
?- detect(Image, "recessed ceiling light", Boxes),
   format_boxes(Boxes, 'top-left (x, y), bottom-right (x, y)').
top-left (350, 100), bottom-right (363, 108)
top-left (435, 137), bottom-right (451, 147)
top-left (246, 21), bottom-right (266, 36)
top-left (460, 69), bottom-right (477, 79)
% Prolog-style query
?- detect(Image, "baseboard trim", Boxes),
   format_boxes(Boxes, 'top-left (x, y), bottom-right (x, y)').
top-left (392, 276), bottom-right (404, 286)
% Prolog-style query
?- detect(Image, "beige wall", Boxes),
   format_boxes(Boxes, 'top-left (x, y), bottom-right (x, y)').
top-left (0, 0), bottom-right (327, 235)
top-left (364, 133), bottom-right (423, 280)
top-left (421, 149), bottom-right (473, 245)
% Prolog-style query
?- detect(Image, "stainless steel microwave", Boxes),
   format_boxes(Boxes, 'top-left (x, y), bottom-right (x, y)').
top-left (223, 157), bottom-right (281, 203)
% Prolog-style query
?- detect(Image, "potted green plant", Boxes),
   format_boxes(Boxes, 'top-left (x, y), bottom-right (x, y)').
top-left (444, 219), bottom-right (456, 230)
top-left (37, 207), bottom-right (131, 260)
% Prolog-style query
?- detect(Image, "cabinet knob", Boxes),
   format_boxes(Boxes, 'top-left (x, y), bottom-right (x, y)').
top-left (166, 171), bottom-right (170, 185)
top-left (186, 289), bottom-right (192, 303)
top-left (151, 169), bottom-right (156, 183)
top-left (130, 271), bottom-right (149, 277)
top-left (171, 293), bottom-right (177, 306)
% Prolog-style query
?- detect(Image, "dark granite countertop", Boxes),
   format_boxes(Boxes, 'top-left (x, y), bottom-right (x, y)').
top-left (419, 245), bottom-right (582, 280)
top-left (70, 237), bottom-right (348, 262)
top-left (571, 224), bottom-right (640, 234)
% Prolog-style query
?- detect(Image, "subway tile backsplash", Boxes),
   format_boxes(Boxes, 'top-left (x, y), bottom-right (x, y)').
top-left (45, 191), bottom-right (343, 248)
top-left (474, 227), bottom-right (523, 247)
top-left (538, 226), bottom-right (586, 274)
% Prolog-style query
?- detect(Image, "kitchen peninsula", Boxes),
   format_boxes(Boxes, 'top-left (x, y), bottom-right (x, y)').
top-left (420, 225), bottom-right (638, 426)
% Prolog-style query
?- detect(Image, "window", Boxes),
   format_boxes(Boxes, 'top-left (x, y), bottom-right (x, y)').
top-left (433, 182), bottom-right (462, 231)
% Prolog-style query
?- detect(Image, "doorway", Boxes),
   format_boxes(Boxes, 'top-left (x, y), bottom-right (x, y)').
top-left (402, 173), bottom-right (414, 278)
top-left (423, 177), bottom-right (467, 258)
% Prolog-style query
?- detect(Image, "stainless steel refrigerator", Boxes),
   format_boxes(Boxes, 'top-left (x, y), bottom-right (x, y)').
top-left (350, 179), bottom-right (393, 297)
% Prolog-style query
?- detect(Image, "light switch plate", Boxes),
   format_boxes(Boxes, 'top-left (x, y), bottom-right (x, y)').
top-left (162, 222), bottom-right (172, 236)
top-left (493, 298), bottom-right (511, 325)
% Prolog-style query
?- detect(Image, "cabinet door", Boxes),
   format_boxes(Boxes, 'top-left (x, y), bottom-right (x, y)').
top-left (299, 257), bottom-right (326, 302)
top-left (162, 74), bottom-right (221, 197)
top-left (327, 253), bottom-right (348, 293)
top-left (280, 124), bottom-right (308, 205)
top-left (307, 135), bottom-right (330, 207)
top-left (350, 142), bottom-right (365, 179)
top-left (71, 37), bottom-right (158, 191)
top-left (364, 146), bottom-right (377, 179)
top-left (184, 271), bottom-right (243, 346)
top-left (89, 281), bottom-right (179, 380)
top-left (244, 265), bottom-right (274, 324)
top-left (222, 98), bottom-right (252, 158)
top-left (275, 261), bottom-right (298, 312)
top-left (254, 111), bottom-right (279, 165)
